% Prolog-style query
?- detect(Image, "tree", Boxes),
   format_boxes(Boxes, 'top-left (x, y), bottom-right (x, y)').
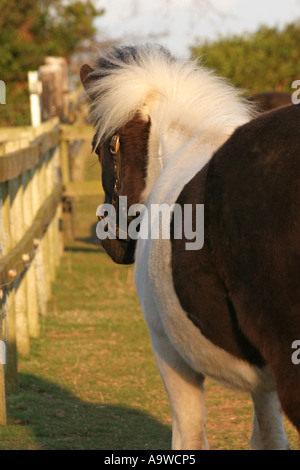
top-left (0, 0), bottom-right (104, 125)
top-left (190, 23), bottom-right (300, 96)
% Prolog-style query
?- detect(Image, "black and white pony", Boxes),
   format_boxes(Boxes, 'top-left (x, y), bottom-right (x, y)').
top-left (80, 44), bottom-right (300, 450)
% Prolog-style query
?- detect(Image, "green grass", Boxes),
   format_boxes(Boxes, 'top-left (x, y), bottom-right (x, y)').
top-left (1, 190), bottom-right (299, 450)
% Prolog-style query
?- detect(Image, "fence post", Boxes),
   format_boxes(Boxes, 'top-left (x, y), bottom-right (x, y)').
top-left (4, 289), bottom-right (17, 392)
top-left (22, 170), bottom-right (40, 338)
top-left (28, 71), bottom-right (42, 128)
top-left (8, 177), bottom-right (30, 357)
top-left (45, 57), bottom-right (69, 121)
top-left (52, 145), bottom-right (64, 260)
top-left (45, 150), bottom-right (56, 282)
top-left (0, 182), bottom-right (18, 391)
top-left (0, 340), bottom-right (6, 424)
top-left (30, 165), bottom-right (47, 317)
top-left (39, 57), bottom-right (68, 122)
top-left (38, 154), bottom-right (52, 300)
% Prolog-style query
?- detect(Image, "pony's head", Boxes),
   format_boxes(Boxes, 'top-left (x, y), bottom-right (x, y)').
top-left (80, 47), bottom-right (154, 263)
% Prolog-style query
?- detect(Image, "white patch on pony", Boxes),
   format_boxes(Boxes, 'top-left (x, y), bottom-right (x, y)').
top-left (250, 391), bottom-right (290, 449)
top-left (134, 141), bottom-right (275, 394)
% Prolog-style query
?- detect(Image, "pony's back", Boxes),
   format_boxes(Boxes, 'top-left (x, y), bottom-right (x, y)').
top-left (206, 104), bottom-right (300, 431)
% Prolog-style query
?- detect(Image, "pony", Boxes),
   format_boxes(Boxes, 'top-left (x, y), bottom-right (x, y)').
top-left (80, 44), bottom-right (300, 450)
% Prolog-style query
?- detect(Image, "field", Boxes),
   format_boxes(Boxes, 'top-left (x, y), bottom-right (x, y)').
top-left (0, 156), bottom-right (299, 450)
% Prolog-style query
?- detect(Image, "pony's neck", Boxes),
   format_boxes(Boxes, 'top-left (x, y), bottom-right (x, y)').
top-left (141, 113), bottom-right (244, 203)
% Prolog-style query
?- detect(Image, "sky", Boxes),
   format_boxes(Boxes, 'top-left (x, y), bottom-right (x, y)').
top-left (94, 0), bottom-right (300, 58)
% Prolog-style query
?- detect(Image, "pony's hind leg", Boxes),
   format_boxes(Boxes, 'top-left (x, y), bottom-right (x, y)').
top-left (250, 391), bottom-right (290, 450)
top-left (151, 332), bottom-right (209, 450)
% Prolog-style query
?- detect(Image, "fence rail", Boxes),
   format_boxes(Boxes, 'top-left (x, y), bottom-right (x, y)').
top-left (0, 117), bottom-right (64, 424)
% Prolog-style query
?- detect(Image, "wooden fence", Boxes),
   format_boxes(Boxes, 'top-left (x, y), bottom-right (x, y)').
top-left (0, 50), bottom-right (101, 426)
top-left (0, 117), bottom-right (63, 424)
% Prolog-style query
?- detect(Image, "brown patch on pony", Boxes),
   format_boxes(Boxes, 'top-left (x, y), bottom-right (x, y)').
top-left (118, 114), bottom-right (151, 207)
top-left (205, 104), bottom-right (300, 432)
top-left (171, 166), bottom-right (264, 366)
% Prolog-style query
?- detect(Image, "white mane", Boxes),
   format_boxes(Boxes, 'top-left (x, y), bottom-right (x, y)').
top-left (87, 43), bottom-right (255, 145)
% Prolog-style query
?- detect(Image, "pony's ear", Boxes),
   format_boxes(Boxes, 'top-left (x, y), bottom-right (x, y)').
top-left (80, 64), bottom-right (95, 90)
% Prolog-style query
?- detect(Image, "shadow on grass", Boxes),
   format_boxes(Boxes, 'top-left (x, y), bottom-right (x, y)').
top-left (64, 222), bottom-right (104, 253)
top-left (75, 222), bottom-right (99, 246)
top-left (5, 373), bottom-right (171, 450)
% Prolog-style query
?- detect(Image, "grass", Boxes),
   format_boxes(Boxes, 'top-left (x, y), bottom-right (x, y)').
top-left (1, 194), bottom-right (172, 450)
top-left (1, 156), bottom-right (299, 449)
